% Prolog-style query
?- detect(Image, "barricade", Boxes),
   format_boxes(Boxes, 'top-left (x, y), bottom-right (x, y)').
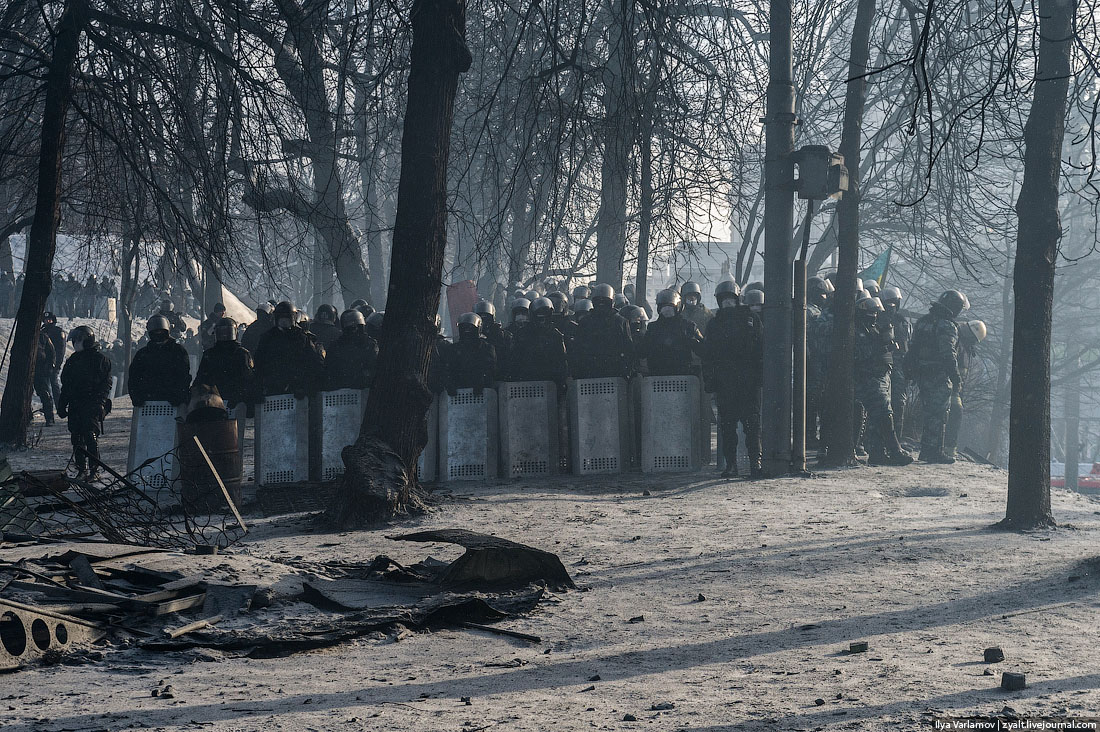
top-left (127, 401), bottom-right (182, 492)
top-left (319, 388), bottom-right (368, 481)
top-left (568, 378), bottom-right (632, 475)
top-left (439, 388), bottom-right (498, 482)
top-left (499, 381), bottom-right (559, 478)
top-left (639, 375), bottom-right (701, 473)
top-left (417, 397), bottom-right (439, 482)
top-left (254, 393), bottom-right (310, 485)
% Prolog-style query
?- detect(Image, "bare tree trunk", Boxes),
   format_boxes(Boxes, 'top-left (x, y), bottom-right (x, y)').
top-left (635, 117), bottom-right (653, 314)
top-left (596, 0), bottom-right (634, 289)
top-left (819, 0), bottom-right (875, 467)
top-left (1063, 351), bottom-right (1080, 492)
top-left (1002, 0), bottom-right (1074, 530)
top-left (0, 0), bottom-right (84, 445)
top-left (985, 248), bottom-right (1013, 463)
top-left (325, 0), bottom-right (470, 527)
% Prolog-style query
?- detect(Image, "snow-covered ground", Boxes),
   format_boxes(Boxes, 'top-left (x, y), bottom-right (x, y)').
top-left (3, 397), bottom-right (1100, 731)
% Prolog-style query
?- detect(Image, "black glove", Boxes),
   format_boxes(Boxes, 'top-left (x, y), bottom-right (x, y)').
top-left (446, 387), bottom-right (458, 398)
top-left (293, 390), bottom-right (306, 400)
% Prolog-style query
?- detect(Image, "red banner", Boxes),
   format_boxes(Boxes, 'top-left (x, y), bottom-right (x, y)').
top-left (446, 280), bottom-right (479, 335)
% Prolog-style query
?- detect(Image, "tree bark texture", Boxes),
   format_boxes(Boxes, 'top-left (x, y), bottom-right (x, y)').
top-left (1004, 0), bottom-right (1074, 530)
top-left (1063, 352), bottom-right (1080, 493)
top-left (325, 0), bottom-right (471, 528)
top-left (0, 0), bottom-right (85, 445)
top-left (635, 121), bottom-right (653, 314)
top-left (819, 0), bottom-right (875, 467)
top-left (985, 249), bottom-right (1014, 463)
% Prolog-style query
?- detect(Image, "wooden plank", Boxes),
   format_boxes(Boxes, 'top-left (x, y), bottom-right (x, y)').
top-left (144, 593), bottom-right (206, 616)
top-left (68, 554), bottom-right (105, 590)
top-left (165, 614), bottom-right (223, 639)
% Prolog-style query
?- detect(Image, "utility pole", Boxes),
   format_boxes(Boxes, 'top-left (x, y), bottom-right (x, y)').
top-left (761, 0), bottom-right (797, 477)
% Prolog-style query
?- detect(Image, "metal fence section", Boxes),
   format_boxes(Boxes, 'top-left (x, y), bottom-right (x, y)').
top-left (639, 375), bottom-right (702, 473)
top-left (568, 378), bottom-right (633, 475)
top-left (440, 388), bottom-right (499, 482)
top-left (417, 397), bottom-right (439, 482)
top-left (319, 388), bottom-right (367, 481)
top-left (254, 394), bottom-right (310, 485)
top-left (499, 381), bottom-right (560, 478)
top-left (127, 401), bottom-right (182, 496)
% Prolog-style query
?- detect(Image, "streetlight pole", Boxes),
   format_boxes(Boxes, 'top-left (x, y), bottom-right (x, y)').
top-left (762, 0), bottom-right (797, 477)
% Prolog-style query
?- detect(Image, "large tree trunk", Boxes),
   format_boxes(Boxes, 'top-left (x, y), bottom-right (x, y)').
top-left (1002, 0), bottom-right (1074, 530)
top-left (635, 116), bottom-right (653, 315)
top-left (0, 0), bottom-right (84, 446)
top-left (325, 0), bottom-right (470, 528)
top-left (818, 0), bottom-right (875, 467)
top-left (595, 0), bottom-right (634, 289)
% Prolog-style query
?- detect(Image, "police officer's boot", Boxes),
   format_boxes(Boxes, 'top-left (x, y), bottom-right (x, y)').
top-left (919, 427), bottom-right (953, 464)
top-left (883, 421), bottom-right (914, 466)
top-left (721, 446), bottom-right (738, 479)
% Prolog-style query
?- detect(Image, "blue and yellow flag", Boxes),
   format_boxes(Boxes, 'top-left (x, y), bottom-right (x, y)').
top-left (859, 247), bottom-right (892, 288)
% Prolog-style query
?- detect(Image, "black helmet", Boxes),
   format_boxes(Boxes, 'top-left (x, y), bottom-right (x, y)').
top-left (212, 301), bottom-right (226, 314)
top-left (510, 297), bottom-right (531, 313)
top-left (655, 289), bottom-right (682, 313)
top-left (881, 286), bottom-right (902, 304)
top-left (474, 300), bottom-right (496, 317)
top-left (215, 317), bottom-right (238, 341)
top-left (273, 301), bottom-right (297, 327)
top-left (349, 298), bottom-right (368, 309)
top-left (457, 312), bottom-right (482, 335)
top-left (366, 311), bottom-right (385, 330)
top-left (547, 291), bottom-right (569, 314)
top-left (857, 296), bottom-right (885, 314)
top-left (864, 281), bottom-right (880, 296)
top-left (340, 309), bottom-right (366, 329)
top-left (743, 289), bottom-right (764, 307)
top-left (621, 305), bottom-right (648, 335)
top-left (356, 302), bottom-right (375, 317)
top-left (256, 301), bottom-right (274, 315)
top-left (744, 281), bottom-right (764, 294)
top-left (43, 311), bottom-right (57, 325)
top-left (68, 325), bottom-right (95, 348)
top-left (524, 289), bottom-right (540, 303)
top-left (574, 298), bottom-right (593, 315)
top-left (161, 299), bottom-right (175, 312)
top-left (714, 279), bottom-right (741, 304)
top-left (591, 283), bottom-right (615, 304)
top-left (937, 290), bottom-right (970, 317)
top-left (681, 281), bottom-right (702, 300)
top-left (613, 294), bottom-right (629, 310)
top-left (808, 276), bottom-right (834, 296)
top-left (572, 285), bottom-right (591, 301)
top-left (147, 315), bottom-right (171, 335)
top-left (315, 304), bottom-right (337, 324)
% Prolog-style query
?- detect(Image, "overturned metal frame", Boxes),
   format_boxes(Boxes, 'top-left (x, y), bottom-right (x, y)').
top-left (0, 598), bottom-right (105, 671)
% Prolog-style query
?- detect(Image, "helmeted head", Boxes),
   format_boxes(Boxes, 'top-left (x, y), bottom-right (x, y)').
top-left (256, 301), bottom-right (274, 318)
top-left (807, 276), bottom-right (834, 307)
top-left (864, 281), bottom-right (880, 297)
top-left (212, 302), bottom-right (226, 317)
top-left (160, 299), bottom-right (175, 313)
top-left (623, 283), bottom-right (636, 302)
top-left (315, 304), bottom-right (337, 325)
top-left (215, 317), bottom-right (238, 342)
top-left (547, 291), bottom-right (569, 315)
top-left (855, 289), bottom-right (871, 306)
top-left (510, 297), bottom-right (531, 325)
top-left (591, 283), bottom-right (615, 308)
top-left (350, 298), bottom-right (368, 310)
top-left (714, 279), bottom-right (741, 308)
top-left (474, 300), bottom-right (496, 324)
top-left (574, 298), bottom-right (593, 319)
top-left (621, 305), bottom-right (647, 336)
top-left (340, 309), bottom-right (366, 333)
top-left (572, 285), bottom-right (591, 302)
top-left (936, 290), bottom-right (970, 318)
top-left (273, 301), bottom-right (297, 330)
top-left (965, 319), bottom-right (987, 344)
top-left (366, 311), bottom-right (384, 339)
top-left (857, 295), bottom-right (885, 323)
top-left (656, 289), bottom-right (682, 318)
top-left (880, 286), bottom-right (902, 312)
top-left (745, 281), bottom-right (764, 295)
top-left (531, 297), bottom-right (555, 323)
top-left (68, 325), bottom-right (95, 352)
top-left (681, 281), bottom-right (702, 306)
top-left (147, 315), bottom-right (171, 341)
top-left (853, 278), bottom-right (864, 293)
top-left (43, 311), bottom-right (57, 325)
top-left (612, 294), bottom-right (629, 311)
top-left (458, 312), bottom-right (482, 340)
top-left (357, 302), bottom-right (375, 317)
top-left (524, 289), bottom-right (540, 304)
top-left (743, 288), bottom-right (764, 313)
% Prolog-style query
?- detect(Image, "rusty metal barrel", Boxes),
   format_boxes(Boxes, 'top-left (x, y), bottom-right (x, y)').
top-left (176, 420), bottom-right (243, 514)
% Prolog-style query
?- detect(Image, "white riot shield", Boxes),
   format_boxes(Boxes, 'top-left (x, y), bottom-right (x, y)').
top-left (417, 397), bottom-right (439, 482)
top-left (569, 378), bottom-right (632, 475)
top-left (254, 394), bottom-right (310, 485)
top-left (640, 375), bottom-right (701, 473)
top-left (440, 388), bottom-right (498, 482)
top-left (319, 388), bottom-right (368, 481)
top-left (499, 381), bottom-right (559, 478)
top-left (127, 401), bottom-right (182, 491)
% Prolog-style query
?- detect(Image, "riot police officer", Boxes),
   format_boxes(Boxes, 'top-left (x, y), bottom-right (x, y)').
top-left (641, 289), bottom-right (704, 376)
top-left (309, 304), bottom-right (343, 349)
top-left (572, 298), bottom-right (593, 322)
top-left (612, 293), bottom-right (630, 312)
top-left (907, 290), bottom-right (969, 463)
top-left (57, 326), bottom-right (113, 480)
top-left (42, 311), bottom-right (65, 405)
top-left (366, 311), bottom-right (385, 342)
top-left (853, 297), bottom-right (912, 465)
top-left (427, 314), bottom-right (451, 396)
top-left (702, 279), bottom-right (763, 478)
top-left (475, 300), bottom-right (511, 374)
top-left (547, 291), bottom-right (577, 345)
top-left (447, 313), bottom-right (497, 393)
top-left (198, 302), bottom-right (227, 350)
top-left (571, 284), bottom-right (634, 379)
top-left (506, 298), bottom-right (531, 336)
top-left (944, 319), bottom-right (987, 461)
top-left (242, 302), bottom-right (274, 354)
top-left (681, 281), bottom-right (712, 334)
top-left (571, 285), bottom-right (591, 304)
top-left (254, 301), bottom-right (326, 397)
top-left (129, 315), bottom-right (191, 407)
top-left (743, 288), bottom-right (764, 315)
top-left (621, 305), bottom-right (647, 339)
top-left (864, 280), bottom-right (881, 299)
top-left (156, 299), bottom-right (187, 337)
top-left (879, 287), bottom-right (911, 434)
top-left (193, 318), bottom-right (256, 412)
top-left (507, 297), bottom-right (568, 390)
top-left (325, 309), bottom-right (378, 390)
